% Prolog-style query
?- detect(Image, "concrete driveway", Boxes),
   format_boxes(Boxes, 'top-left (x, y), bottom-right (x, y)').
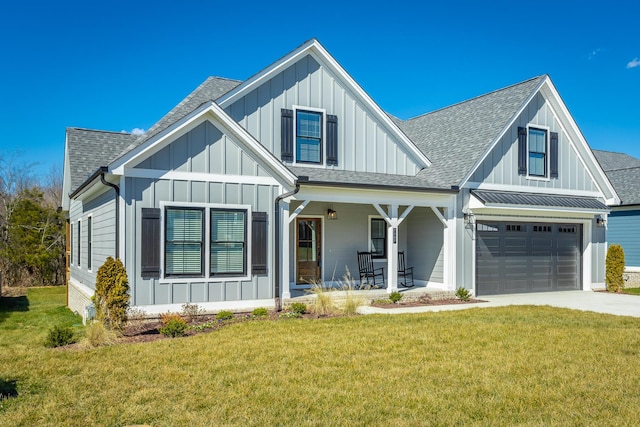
top-left (358, 291), bottom-right (640, 317)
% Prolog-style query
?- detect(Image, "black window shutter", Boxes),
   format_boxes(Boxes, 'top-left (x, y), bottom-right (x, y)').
top-left (518, 127), bottom-right (527, 175)
top-left (550, 131), bottom-right (559, 178)
top-left (141, 208), bottom-right (161, 279)
top-left (251, 211), bottom-right (268, 275)
top-left (326, 114), bottom-right (338, 166)
top-left (281, 109), bottom-right (293, 162)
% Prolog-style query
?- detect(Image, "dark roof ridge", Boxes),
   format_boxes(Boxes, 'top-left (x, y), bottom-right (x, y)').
top-left (605, 165), bottom-right (640, 173)
top-left (67, 127), bottom-right (131, 135)
top-left (406, 75), bottom-right (546, 122)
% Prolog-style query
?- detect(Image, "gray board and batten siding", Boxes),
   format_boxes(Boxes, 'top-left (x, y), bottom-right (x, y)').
top-left (69, 188), bottom-right (117, 290)
top-left (223, 54), bottom-right (422, 176)
top-left (469, 93), bottom-right (599, 193)
top-left (126, 121), bottom-right (280, 306)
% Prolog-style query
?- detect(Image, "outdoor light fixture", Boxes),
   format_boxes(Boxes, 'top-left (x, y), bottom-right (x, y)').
top-left (327, 207), bottom-right (338, 220)
top-left (596, 215), bottom-right (606, 227)
top-left (463, 211), bottom-right (475, 224)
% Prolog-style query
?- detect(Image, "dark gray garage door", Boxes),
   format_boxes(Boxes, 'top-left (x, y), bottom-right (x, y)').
top-left (476, 221), bottom-right (582, 295)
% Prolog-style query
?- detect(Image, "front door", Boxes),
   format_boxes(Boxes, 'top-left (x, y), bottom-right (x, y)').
top-left (296, 218), bottom-right (321, 284)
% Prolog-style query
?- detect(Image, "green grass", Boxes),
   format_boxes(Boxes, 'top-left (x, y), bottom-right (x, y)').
top-left (2, 287), bottom-right (640, 425)
top-left (623, 287), bottom-right (640, 295)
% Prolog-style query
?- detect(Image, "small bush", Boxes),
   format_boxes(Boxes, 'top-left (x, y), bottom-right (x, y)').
top-left (45, 325), bottom-right (76, 348)
top-left (340, 276), bottom-right (364, 315)
top-left (159, 313), bottom-right (188, 338)
top-left (81, 321), bottom-right (117, 348)
top-left (215, 310), bottom-right (234, 321)
top-left (289, 302), bottom-right (307, 315)
top-left (181, 303), bottom-right (205, 323)
top-left (389, 292), bottom-right (403, 304)
top-left (455, 287), bottom-right (472, 301)
top-left (279, 311), bottom-right (302, 319)
top-left (309, 283), bottom-right (336, 316)
top-left (94, 257), bottom-right (130, 330)
top-left (606, 244), bottom-right (626, 293)
top-left (252, 307), bottom-right (269, 317)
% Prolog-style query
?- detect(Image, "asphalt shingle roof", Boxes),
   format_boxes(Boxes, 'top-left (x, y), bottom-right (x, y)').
top-left (398, 76), bottom-right (545, 187)
top-left (66, 128), bottom-right (138, 191)
top-left (115, 77), bottom-right (242, 159)
top-left (592, 149), bottom-right (640, 172)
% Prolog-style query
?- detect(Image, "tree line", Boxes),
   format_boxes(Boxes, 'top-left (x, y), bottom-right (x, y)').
top-left (0, 153), bottom-right (65, 288)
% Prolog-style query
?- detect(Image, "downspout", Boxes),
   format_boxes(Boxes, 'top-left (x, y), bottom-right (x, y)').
top-left (100, 172), bottom-right (120, 259)
top-left (274, 176), bottom-right (306, 312)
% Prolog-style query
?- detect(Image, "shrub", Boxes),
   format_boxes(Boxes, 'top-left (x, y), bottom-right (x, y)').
top-left (252, 307), bottom-right (269, 317)
top-left (181, 303), bottom-right (205, 323)
top-left (309, 283), bottom-right (335, 316)
top-left (289, 302), bottom-right (307, 315)
top-left (279, 311), bottom-right (302, 319)
top-left (389, 292), bottom-right (403, 304)
top-left (340, 276), bottom-right (365, 315)
top-left (215, 310), bottom-right (234, 321)
top-left (94, 257), bottom-right (130, 330)
top-left (159, 313), bottom-right (188, 338)
top-left (45, 325), bottom-right (76, 348)
top-left (606, 244), bottom-right (626, 293)
top-left (455, 287), bottom-right (472, 301)
top-left (81, 321), bottom-right (117, 348)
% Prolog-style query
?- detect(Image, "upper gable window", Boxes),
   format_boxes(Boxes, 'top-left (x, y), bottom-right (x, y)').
top-left (296, 110), bottom-right (323, 164)
top-left (518, 126), bottom-right (558, 179)
top-left (528, 128), bottom-right (547, 177)
top-left (281, 108), bottom-right (338, 166)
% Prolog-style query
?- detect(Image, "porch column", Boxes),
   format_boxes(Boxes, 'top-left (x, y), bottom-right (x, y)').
top-left (280, 202), bottom-right (291, 299)
top-left (387, 204), bottom-right (399, 293)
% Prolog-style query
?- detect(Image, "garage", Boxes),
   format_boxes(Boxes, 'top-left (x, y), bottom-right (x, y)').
top-left (476, 221), bottom-right (582, 295)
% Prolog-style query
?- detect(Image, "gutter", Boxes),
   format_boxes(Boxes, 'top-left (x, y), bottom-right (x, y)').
top-left (297, 180), bottom-right (459, 194)
top-left (100, 172), bottom-right (120, 259)
top-left (273, 176), bottom-right (307, 312)
top-left (68, 166), bottom-right (120, 259)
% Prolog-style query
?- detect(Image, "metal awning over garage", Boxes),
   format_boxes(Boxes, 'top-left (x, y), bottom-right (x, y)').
top-left (471, 190), bottom-right (609, 211)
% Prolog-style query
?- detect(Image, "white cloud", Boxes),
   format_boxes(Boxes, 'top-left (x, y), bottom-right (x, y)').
top-left (626, 58), bottom-right (640, 69)
top-left (588, 49), bottom-right (601, 60)
top-left (131, 128), bottom-right (146, 135)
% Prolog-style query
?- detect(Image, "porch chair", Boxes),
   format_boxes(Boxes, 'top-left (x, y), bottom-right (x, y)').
top-left (357, 251), bottom-right (385, 289)
top-left (398, 251), bottom-right (414, 288)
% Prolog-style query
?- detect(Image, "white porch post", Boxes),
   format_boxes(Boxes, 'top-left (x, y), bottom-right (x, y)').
top-left (280, 202), bottom-right (291, 299)
top-left (387, 204), bottom-right (399, 293)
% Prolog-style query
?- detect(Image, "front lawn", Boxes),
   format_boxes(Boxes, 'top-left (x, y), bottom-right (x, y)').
top-left (2, 287), bottom-right (640, 426)
top-left (623, 287), bottom-right (640, 295)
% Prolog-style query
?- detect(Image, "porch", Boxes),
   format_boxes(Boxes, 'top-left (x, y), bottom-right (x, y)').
top-left (278, 184), bottom-right (458, 299)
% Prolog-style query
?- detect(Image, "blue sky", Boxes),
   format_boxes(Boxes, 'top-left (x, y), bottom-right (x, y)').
top-left (1, 0), bottom-right (639, 180)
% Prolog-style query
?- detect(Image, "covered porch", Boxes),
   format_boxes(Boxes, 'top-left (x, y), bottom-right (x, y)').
top-left (277, 184), bottom-right (458, 299)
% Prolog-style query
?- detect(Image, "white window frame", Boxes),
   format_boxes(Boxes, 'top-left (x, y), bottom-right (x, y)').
top-left (526, 124), bottom-right (551, 181)
top-left (293, 105), bottom-right (326, 167)
top-left (87, 214), bottom-right (93, 272)
top-left (159, 201), bottom-right (252, 283)
top-left (368, 215), bottom-right (387, 260)
top-left (77, 219), bottom-right (81, 268)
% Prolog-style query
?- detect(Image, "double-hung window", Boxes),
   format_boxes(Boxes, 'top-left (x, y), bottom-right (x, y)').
top-left (296, 110), bottom-right (322, 164)
top-left (369, 217), bottom-right (387, 259)
top-left (211, 209), bottom-right (246, 276)
top-left (165, 207), bottom-right (204, 276)
top-left (87, 216), bottom-right (92, 270)
top-left (528, 128), bottom-right (547, 177)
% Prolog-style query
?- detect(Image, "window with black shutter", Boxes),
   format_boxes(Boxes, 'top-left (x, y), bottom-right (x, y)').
top-left (281, 109), bottom-right (293, 162)
top-left (141, 208), bottom-right (161, 278)
top-left (550, 131), bottom-right (558, 178)
top-left (326, 114), bottom-right (338, 165)
top-left (251, 212), bottom-right (268, 275)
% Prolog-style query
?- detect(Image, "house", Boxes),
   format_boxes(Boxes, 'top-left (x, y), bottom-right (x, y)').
top-left (62, 39), bottom-right (619, 315)
top-left (593, 149), bottom-right (640, 286)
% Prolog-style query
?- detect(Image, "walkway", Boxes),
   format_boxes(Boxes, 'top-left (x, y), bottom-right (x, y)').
top-left (358, 290), bottom-right (640, 318)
